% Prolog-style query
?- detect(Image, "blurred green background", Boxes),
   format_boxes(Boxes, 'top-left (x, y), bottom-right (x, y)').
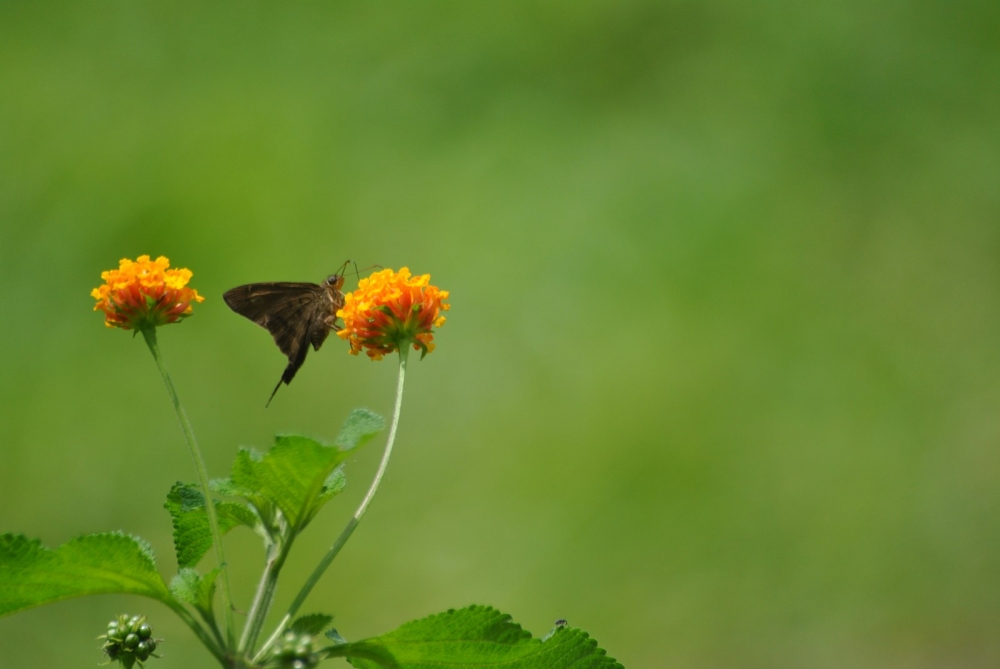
top-left (1, 1), bottom-right (999, 667)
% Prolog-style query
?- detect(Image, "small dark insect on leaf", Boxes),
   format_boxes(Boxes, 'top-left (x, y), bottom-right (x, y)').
top-left (223, 265), bottom-right (348, 407)
top-left (541, 618), bottom-right (569, 642)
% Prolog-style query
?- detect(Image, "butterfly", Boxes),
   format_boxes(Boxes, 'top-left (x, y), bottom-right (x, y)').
top-left (223, 265), bottom-right (348, 406)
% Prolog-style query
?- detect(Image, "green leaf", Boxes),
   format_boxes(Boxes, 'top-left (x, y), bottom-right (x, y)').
top-left (164, 482), bottom-right (258, 569)
top-left (209, 476), bottom-right (245, 498)
top-left (290, 613), bottom-right (334, 636)
top-left (217, 449), bottom-right (270, 507)
top-left (230, 410), bottom-right (384, 532)
top-left (0, 532), bottom-right (171, 616)
top-left (229, 435), bottom-right (342, 531)
top-left (169, 567), bottom-right (221, 621)
top-left (326, 627), bottom-right (348, 644)
top-left (326, 605), bottom-right (622, 669)
top-left (315, 466), bottom-right (347, 507)
top-left (333, 409), bottom-right (386, 450)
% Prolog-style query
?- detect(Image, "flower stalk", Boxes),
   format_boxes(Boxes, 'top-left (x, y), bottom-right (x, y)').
top-left (141, 326), bottom-right (236, 647)
top-left (253, 343), bottom-right (410, 663)
top-left (238, 542), bottom-right (285, 654)
top-left (163, 600), bottom-right (229, 666)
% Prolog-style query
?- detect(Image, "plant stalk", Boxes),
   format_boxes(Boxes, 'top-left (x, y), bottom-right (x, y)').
top-left (142, 326), bottom-right (236, 647)
top-left (253, 344), bottom-right (410, 663)
top-left (165, 599), bottom-right (229, 666)
top-left (238, 543), bottom-right (286, 654)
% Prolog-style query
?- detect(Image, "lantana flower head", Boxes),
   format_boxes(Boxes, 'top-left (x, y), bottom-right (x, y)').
top-left (337, 267), bottom-right (450, 360)
top-left (91, 255), bottom-right (205, 330)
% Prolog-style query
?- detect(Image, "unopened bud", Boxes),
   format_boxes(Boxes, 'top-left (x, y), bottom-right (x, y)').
top-left (99, 614), bottom-right (162, 667)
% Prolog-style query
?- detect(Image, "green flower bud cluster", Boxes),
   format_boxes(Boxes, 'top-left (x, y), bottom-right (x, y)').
top-left (269, 630), bottom-right (319, 669)
top-left (99, 614), bottom-right (160, 668)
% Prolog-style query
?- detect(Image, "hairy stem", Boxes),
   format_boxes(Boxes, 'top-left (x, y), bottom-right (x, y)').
top-left (254, 344), bottom-right (410, 663)
top-left (164, 598), bottom-right (229, 666)
top-left (142, 327), bottom-right (236, 647)
top-left (238, 543), bottom-right (286, 654)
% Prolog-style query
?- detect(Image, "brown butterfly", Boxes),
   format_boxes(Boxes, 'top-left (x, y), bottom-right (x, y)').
top-left (223, 264), bottom-right (349, 406)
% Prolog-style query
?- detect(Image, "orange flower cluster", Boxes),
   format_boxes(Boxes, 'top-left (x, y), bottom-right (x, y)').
top-left (91, 255), bottom-right (205, 330)
top-left (337, 267), bottom-right (450, 360)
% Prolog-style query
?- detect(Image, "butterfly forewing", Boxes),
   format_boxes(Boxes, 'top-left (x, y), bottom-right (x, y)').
top-left (223, 283), bottom-right (324, 327)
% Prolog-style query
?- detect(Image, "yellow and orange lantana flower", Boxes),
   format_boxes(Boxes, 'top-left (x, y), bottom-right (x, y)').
top-left (91, 255), bottom-right (205, 330)
top-left (337, 267), bottom-right (450, 360)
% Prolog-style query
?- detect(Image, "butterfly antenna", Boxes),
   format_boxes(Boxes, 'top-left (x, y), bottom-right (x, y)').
top-left (332, 259), bottom-right (352, 279)
top-left (265, 377), bottom-right (283, 408)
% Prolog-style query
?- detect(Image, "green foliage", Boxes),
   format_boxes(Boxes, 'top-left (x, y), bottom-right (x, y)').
top-left (0, 532), bottom-right (170, 616)
top-left (212, 449), bottom-right (277, 530)
top-left (0, 397), bottom-right (623, 669)
top-left (332, 409), bottom-right (387, 451)
top-left (290, 613), bottom-right (334, 636)
top-left (164, 483), bottom-right (258, 569)
top-left (315, 467), bottom-right (348, 509)
top-left (215, 409), bottom-right (384, 536)
top-left (169, 567), bottom-right (221, 623)
top-left (226, 437), bottom-right (343, 532)
top-left (326, 606), bottom-right (622, 669)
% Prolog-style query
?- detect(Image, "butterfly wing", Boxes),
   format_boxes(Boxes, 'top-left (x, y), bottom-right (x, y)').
top-left (223, 282), bottom-right (329, 405)
top-left (223, 282), bottom-right (322, 329)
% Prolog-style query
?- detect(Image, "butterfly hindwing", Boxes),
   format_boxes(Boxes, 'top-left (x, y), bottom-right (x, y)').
top-left (223, 280), bottom-right (336, 406)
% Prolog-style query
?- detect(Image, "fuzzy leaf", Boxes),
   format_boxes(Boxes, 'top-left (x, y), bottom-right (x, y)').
top-left (0, 532), bottom-right (171, 616)
top-left (315, 466), bottom-right (348, 507)
top-left (333, 409), bottom-right (386, 450)
top-left (209, 476), bottom-right (245, 497)
top-left (169, 567), bottom-right (221, 621)
top-left (326, 605), bottom-right (622, 669)
top-left (291, 613), bottom-right (335, 636)
top-left (217, 450), bottom-right (270, 509)
top-left (230, 410), bottom-right (384, 532)
top-left (326, 627), bottom-right (348, 644)
top-left (164, 482), bottom-right (258, 569)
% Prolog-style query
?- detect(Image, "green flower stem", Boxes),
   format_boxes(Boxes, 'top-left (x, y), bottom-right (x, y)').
top-left (253, 343), bottom-right (410, 664)
top-left (238, 542), bottom-right (287, 654)
top-left (164, 598), bottom-right (229, 666)
top-left (141, 327), bottom-right (236, 647)
top-left (204, 611), bottom-right (228, 651)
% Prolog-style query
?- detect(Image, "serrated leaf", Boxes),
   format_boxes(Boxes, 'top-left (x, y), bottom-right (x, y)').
top-left (326, 605), bottom-right (622, 669)
top-left (315, 466), bottom-right (347, 508)
top-left (326, 627), bottom-right (348, 644)
top-left (230, 410), bottom-right (384, 533)
top-left (290, 613), bottom-right (334, 636)
top-left (229, 435), bottom-right (341, 531)
top-left (169, 567), bottom-right (221, 621)
top-left (209, 476), bottom-right (245, 497)
top-left (334, 409), bottom-right (385, 450)
top-left (165, 483), bottom-right (258, 568)
top-left (218, 450), bottom-right (270, 507)
top-left (0, 532), bottom-right (171, 616)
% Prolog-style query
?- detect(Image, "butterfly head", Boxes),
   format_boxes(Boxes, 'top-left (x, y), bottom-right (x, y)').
top-left (325, 273), bottom-right (345, 290)
top-left (325, 260), bottom-right (359, 291)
